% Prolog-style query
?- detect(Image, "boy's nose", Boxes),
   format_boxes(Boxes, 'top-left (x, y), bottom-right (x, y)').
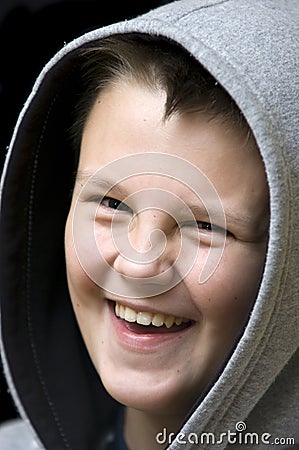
top-left (112, 209), bottom-right (177, 283)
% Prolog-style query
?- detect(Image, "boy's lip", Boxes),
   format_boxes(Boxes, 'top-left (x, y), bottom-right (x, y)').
top-left (108, 300), bottom-right (195, 353)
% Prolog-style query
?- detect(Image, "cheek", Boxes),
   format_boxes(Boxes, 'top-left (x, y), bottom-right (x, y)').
top-left (65, 212), bottom-right (99, 305)
top-left (189, 242), bottom-right (267, 331)
top-left (65, 215), bottom-right (107, 363)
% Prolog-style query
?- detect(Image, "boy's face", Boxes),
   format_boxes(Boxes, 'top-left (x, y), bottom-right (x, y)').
top-left (65, 81), bottom-right (269, 422)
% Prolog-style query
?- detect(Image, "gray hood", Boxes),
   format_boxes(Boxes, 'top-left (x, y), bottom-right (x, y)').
top-left (1, 0), bottom-right (298, 448)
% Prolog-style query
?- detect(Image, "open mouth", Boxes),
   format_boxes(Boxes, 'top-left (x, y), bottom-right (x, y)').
top-left (112, 301), bottom-right (194, 334)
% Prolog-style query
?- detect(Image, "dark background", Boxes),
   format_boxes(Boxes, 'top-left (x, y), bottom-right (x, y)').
top-left (0, 0), bottom-right (166, 424)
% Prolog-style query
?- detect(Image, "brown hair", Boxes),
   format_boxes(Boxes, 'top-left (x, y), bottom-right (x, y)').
top-left (71, 33), bottom-right (251, 148)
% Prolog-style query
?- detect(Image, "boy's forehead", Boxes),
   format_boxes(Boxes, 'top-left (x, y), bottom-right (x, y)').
top-left (81, 80), bottom-right (257, 159)
top-left (77, 81), bottom-right (268, 217)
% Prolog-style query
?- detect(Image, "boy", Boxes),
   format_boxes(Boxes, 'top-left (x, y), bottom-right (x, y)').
top-left (0, 1), bottom-right (298, 449)
top-left (65, 35), bottom-right (269, 449)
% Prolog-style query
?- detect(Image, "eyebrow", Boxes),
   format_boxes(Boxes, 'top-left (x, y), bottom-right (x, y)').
top-left (75, 170), bottom-right (129, 197)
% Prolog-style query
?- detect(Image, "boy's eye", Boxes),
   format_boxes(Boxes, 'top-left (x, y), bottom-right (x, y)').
top-left (183, 220), bottom-right (213, 232)
top-left (183, 220), bottom-right (227, 235)
top-left (101, 196), bottom-right (132, 213)
top-left (196, 221), bottom-right (212, 231)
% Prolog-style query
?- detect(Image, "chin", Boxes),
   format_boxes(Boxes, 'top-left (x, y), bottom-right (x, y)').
top-left (98, 361), bottom-right (203, 419)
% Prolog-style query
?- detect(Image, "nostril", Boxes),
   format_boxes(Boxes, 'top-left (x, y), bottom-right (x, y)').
top-left (113, 252), bottom-right (174, 281)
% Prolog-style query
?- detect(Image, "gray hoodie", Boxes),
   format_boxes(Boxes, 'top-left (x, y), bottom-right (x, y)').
top-left (0, 0), bottom-right (298, 449)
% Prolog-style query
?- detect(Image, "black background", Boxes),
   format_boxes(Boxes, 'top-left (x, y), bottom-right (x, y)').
top-left (0, 0), bottom-right (167, 424)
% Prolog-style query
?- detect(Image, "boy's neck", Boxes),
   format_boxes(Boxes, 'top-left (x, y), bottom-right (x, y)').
top-left (124, 406), bottom-right (183, 450)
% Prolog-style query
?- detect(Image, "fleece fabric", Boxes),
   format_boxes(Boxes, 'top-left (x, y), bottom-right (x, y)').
top-left (0, 0), bottom-right (298, 449)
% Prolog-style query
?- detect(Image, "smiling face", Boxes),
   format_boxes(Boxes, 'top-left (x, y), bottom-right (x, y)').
top-left (65, 81), bottom-right (269, 427)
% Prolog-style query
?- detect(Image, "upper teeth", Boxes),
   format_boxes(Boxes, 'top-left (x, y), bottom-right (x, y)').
top-left (115, 302), bottom-right (189, 328)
